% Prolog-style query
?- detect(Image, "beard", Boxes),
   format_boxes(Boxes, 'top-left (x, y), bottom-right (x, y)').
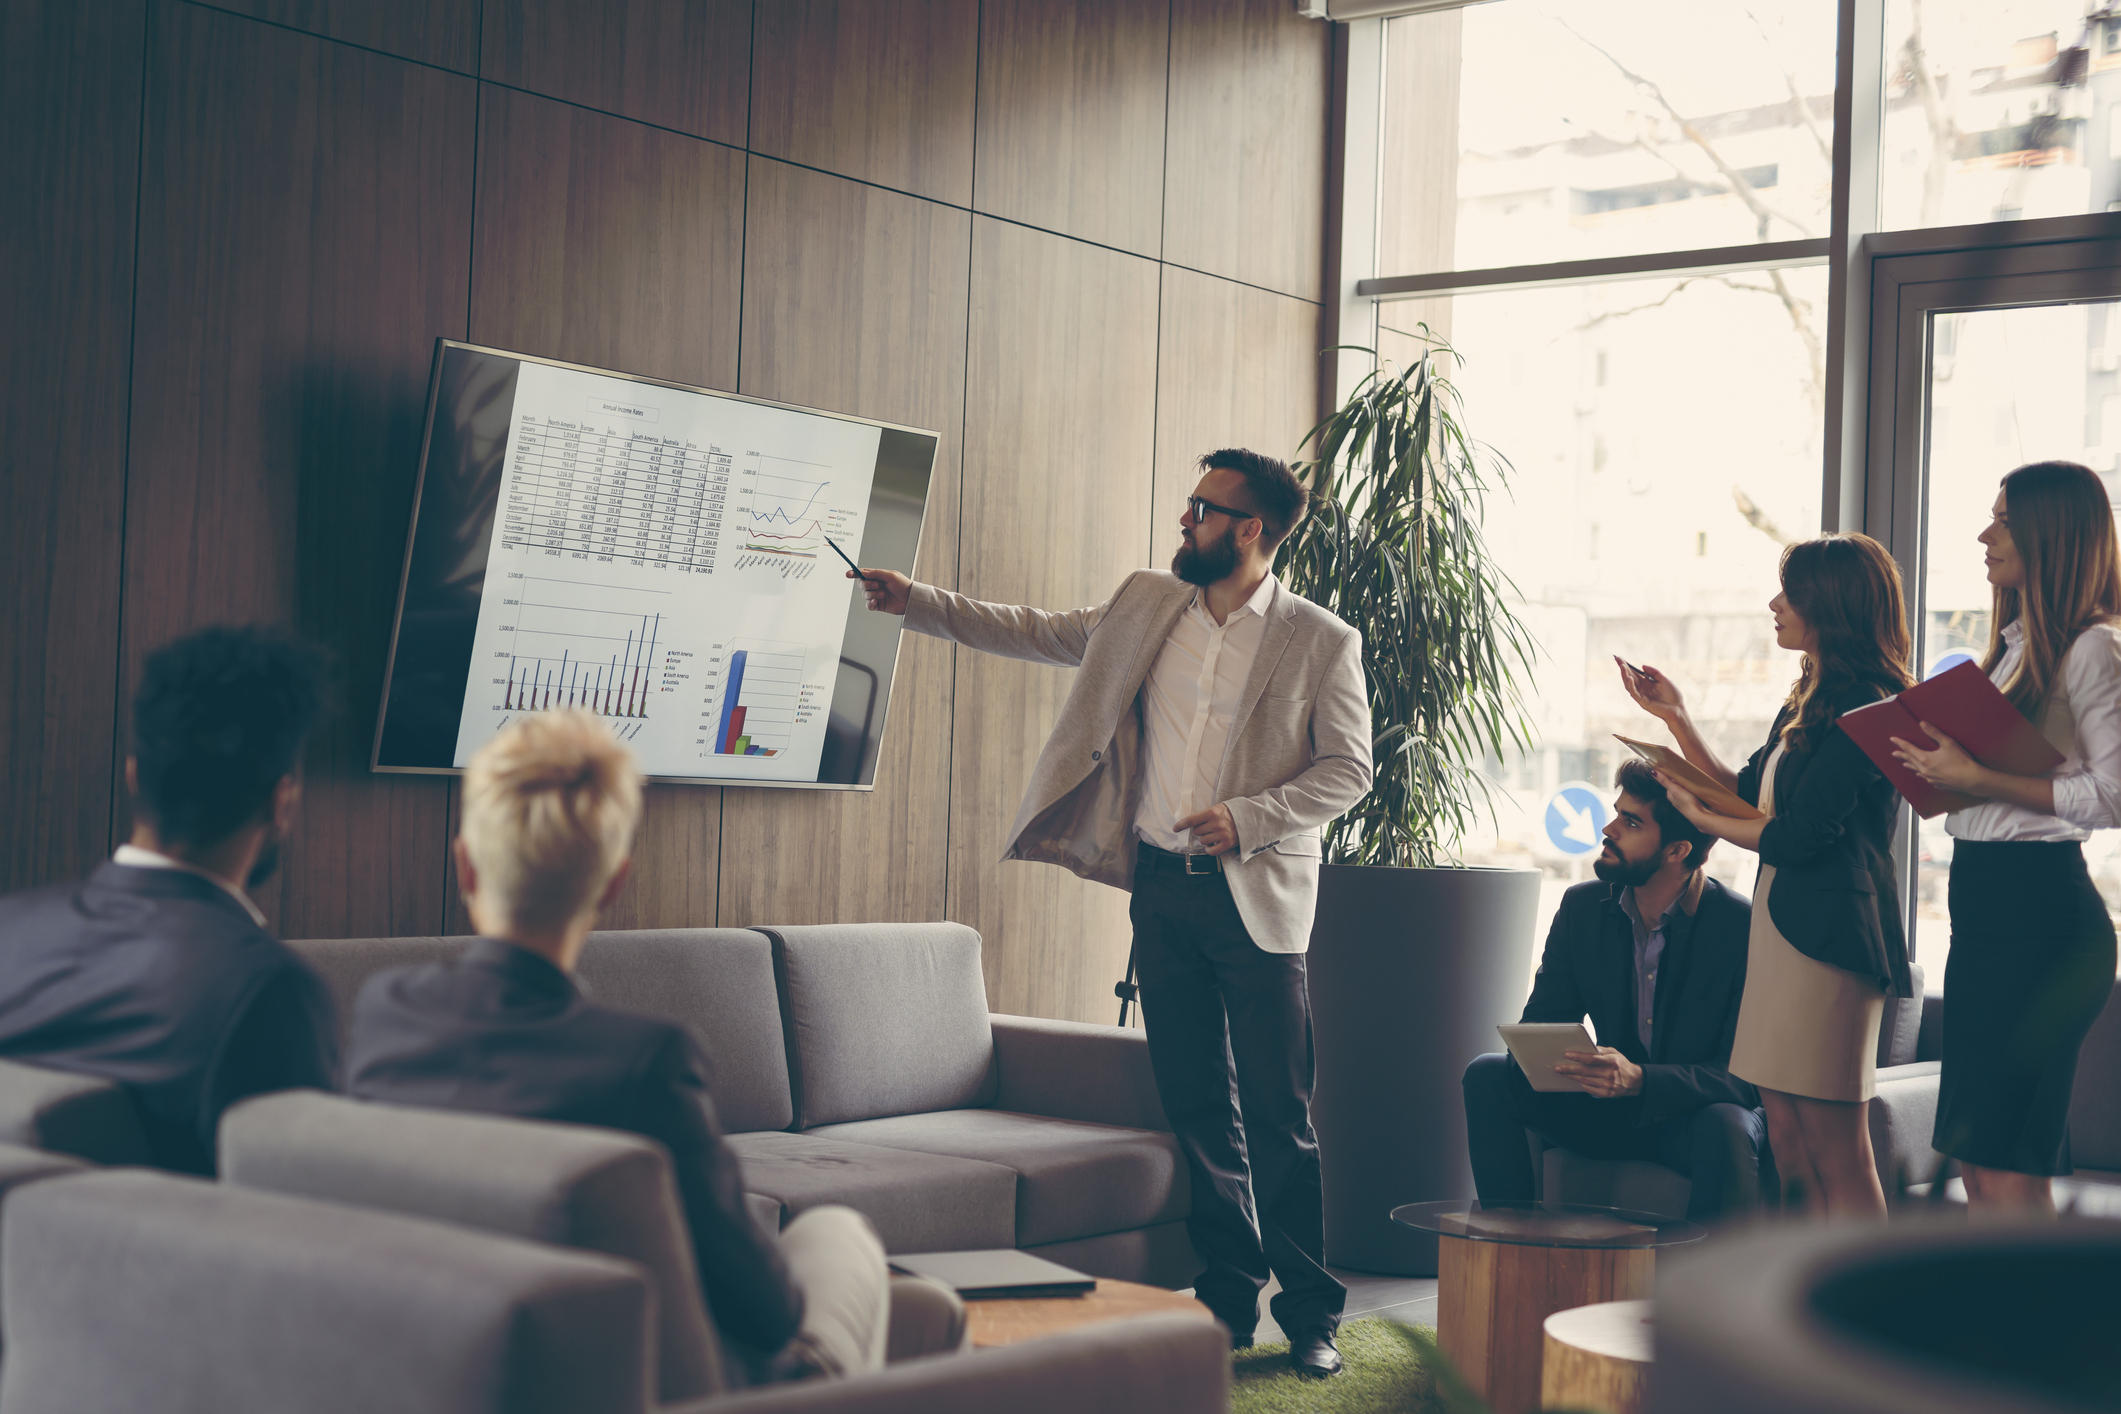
top-left (1591, 844), bottom-right (1659, 888)
top-left (246, 828), bottom-right (284, 890)
top-left (1172, 524), bottom-right (1241, 586)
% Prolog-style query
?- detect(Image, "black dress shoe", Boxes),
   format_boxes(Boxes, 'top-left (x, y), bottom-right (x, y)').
top-left (1288, 1328), bottom-right (1343, 1379)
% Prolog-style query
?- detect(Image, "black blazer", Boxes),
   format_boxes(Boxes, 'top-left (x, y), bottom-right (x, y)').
top-left (1521, 875), bottom-right (1759, 1127)
top-left (344, 938), bottom-right (803, 1370)
top-left (1736, 684), bottom-right (1913, 997)
top-left (0, 863), bottom-right (338, 1174)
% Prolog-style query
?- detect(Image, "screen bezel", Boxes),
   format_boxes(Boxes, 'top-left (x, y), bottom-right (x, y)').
top-left (370, 338), bottom-right (938, 790)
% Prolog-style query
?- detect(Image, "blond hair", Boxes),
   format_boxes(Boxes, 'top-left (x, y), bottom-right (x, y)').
top-left (460, 710), bottom-right (642, 934)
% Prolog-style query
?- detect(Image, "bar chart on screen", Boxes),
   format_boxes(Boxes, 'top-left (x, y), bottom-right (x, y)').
top-left (710, 639), bottom-right (807, 758)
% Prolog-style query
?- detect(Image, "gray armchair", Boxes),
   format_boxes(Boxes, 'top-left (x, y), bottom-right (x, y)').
top-left (0, 1057), bottom-right (154, 1165)
top-left (0, 1168), bottom-right (1229, 1414)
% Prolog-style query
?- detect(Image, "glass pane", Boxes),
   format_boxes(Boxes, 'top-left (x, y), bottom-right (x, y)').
top-left (1882, 1), bottom-right (2117, 230)
top-left (1379, 0), bottom-right (1838, 277)
top-left (1915, 301), bottom-right (2121, 976)
top-left (1417, 269), bottom-right (1827, 993)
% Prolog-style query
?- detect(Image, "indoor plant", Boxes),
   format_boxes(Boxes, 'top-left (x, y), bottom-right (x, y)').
top-left (1283, 334), bottom-right (1545, 1276)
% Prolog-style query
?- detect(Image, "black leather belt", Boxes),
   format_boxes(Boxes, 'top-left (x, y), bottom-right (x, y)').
top-left (1137, 841), bottom-right (1222, 875)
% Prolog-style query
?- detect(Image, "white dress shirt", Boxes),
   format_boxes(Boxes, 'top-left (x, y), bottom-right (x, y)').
top-left (1134, 573), bottom-right (1279, 853)
top-left (1947, 620), bottom-right (2121, 842)
top-left (113, 843), bottom-right (269, 927)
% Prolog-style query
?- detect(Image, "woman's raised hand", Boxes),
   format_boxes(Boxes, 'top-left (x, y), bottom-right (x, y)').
top-left (1616, 656), bottom-right (1687, 725)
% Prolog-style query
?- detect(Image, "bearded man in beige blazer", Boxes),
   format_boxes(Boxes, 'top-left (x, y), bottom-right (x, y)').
top-left (851, 448), bottom-right (1372, 1380)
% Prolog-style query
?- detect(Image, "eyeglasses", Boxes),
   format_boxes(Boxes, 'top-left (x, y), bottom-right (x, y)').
top-left (1187, 496), bottom-right (1259, 525)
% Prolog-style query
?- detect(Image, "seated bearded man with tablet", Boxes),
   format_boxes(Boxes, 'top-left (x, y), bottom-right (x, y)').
top-left (1462, 760), bottom-right (1769, 1222)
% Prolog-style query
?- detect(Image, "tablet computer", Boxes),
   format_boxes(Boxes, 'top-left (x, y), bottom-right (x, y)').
top-left (1498, 1022), bottom-right (1598, 1093)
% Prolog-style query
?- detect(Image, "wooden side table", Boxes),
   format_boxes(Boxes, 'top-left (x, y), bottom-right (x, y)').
top-left (1391, 1202), bottom-right (1702, 1414)
top-left (1542, 1299), bottom-right (1653, 1414)
top-left (964, 1279), bottom-right (1217, 1348)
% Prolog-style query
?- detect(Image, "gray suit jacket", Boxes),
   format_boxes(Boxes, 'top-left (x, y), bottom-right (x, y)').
top-left (906, 570), bottom-right (1373, 953)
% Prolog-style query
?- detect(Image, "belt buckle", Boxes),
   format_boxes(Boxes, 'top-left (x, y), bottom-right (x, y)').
top-left (1182, 853), bottom-right (1219, 875)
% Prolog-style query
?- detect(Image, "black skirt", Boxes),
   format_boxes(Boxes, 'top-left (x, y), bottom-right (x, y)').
top-left (1934, 840), bottom-right (2117, 1175)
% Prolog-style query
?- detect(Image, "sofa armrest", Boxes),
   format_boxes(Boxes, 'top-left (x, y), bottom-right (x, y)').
top-left (690, 1315), bottom-right (1226, 1414)
top-left (1870, 1060), bottom-right (1951, 1195)
top-left (989, 1016), bottom-right (1170, 1132)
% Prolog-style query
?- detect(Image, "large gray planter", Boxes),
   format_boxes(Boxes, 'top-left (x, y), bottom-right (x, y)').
top-left (1308, 862), bottom-right (1542, 1276)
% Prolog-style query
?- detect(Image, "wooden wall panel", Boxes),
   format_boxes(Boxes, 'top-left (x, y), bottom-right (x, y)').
top-left (719, 159), bottom-right (969, 928)
top-left (953, 219), bottom-right (1158, 1022)
top-left (974, 0), bottom-right (1169, 258)
top-left (190, 0), bottom-right (480, 71)
top-left (125, 2), bottom-right (471, 936)
top-left (0, 0), bottom-right (141, 892)
top-left (750, 0), bottom-right (977, 205)
top-left (482, 0), bottom-right (749, 146)
top-left (461, 83), bottom-right (745, 931)
top-left (1163, 0), bottom-right (1329, 300)
top-left (1151, 268), bottom-right (1322, 542)
top-left (470, 85), bottom-right (744, 391)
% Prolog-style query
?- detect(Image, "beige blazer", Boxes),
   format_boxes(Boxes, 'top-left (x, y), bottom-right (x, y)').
top-left (905, 570), bottom-right (1373, 954)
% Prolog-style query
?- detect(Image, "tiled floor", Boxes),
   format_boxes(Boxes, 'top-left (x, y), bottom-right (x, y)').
top-left (1194, 1268), bottom-right (1440, 1346)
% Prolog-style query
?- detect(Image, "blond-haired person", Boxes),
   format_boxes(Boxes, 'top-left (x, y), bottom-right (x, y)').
top-left (344, 710), bottom-right (937, 1385)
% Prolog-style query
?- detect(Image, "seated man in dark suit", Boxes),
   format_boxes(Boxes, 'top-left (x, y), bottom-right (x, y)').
top-left (1463, 759), bottom-right (1767, 1222)
top-left (345, 709), bottom-right (926, 1387)
top-left (0, 626), bottom-right (337, 1174)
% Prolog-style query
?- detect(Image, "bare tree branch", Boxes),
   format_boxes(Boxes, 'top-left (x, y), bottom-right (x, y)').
top-left (1572, 278), bottom-right (1709, 331)
top-left (1745, 4), bottom-right (1834, 166)
top-left (1732, 485), bottom-right (1792, 545)
top-left (1902, 0), bottom-right (1959, 226)
top-left (1558, 18), bottom-right (1819, 240)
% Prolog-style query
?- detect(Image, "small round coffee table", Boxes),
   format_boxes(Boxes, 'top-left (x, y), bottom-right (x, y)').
top-left (1390, 1201), bottom-right (1703, 1414)
top-left (1543, 1298), bottom-right (1654, 1413)
top-left (963, 1279), bottom-right (1216, 1348)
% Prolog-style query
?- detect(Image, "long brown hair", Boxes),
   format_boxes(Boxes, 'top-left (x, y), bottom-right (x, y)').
top-left (1778, 534), bottom-right (1914, 753)
top-left (1984, 461), bottom-right (2121, 720)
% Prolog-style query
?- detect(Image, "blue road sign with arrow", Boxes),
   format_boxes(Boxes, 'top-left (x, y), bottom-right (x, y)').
top-left (1543, 781), bottom-right (1609, 857)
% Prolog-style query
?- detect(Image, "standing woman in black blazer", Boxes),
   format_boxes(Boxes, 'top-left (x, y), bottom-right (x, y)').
top-left (1620, 535), bottom-right (1916, 1217)
top-left (1891, 461), bottom-right (2121, 1214)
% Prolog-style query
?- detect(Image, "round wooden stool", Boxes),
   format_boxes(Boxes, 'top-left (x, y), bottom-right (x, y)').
top-left (1542, 1299), bottom-right (1653, 1414)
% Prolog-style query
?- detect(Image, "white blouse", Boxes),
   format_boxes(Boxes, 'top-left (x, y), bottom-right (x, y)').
top-left (1947, 620), bottom-right (2121, 842)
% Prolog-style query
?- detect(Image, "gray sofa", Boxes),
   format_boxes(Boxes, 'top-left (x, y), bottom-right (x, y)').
top-left (1535, 965), bottom-right (1944, 1216)
top-left (287, 923), bottom-right (1197, 1287)
top-left (0, 1166), bottom-right (1229, 1414)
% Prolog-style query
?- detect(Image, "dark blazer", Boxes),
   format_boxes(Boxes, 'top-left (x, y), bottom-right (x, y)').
top-left (1736, 685), bottom-right (1913, 997)
top-left (0, 862), bottom-right (337, 1174)
top-left (1521, 874), bottom-right (1759, 1127)
top-left (343, 938), bottom-right (803, 1368)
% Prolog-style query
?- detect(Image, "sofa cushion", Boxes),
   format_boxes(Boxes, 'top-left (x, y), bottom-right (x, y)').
top-left (760, 924), bottom-right (997, 1127)
top-left (1540, 1149), bottom-right (1693, 1221)
top-left (0, 1058), bottom-right (156, 1165)
top-left (807, 1110), bottom-right (1187, 1247)
top-left (1877, 962), bottom-right (1926, 1068)
top-left (290, 929), bottom-right (794, 1134)
top-left (221, 1091), bottom-right (722, 1403)
top-left (1, 1169), bottom-right (651, 1414)
top-left (2068, 980), bottom-right (2121, 1172)
top-left (727, 1131), bottom-right (1016, 1253)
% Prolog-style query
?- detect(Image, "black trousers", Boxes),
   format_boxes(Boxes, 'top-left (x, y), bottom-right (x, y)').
top-left (1130, 847), bottom-right (1344, 1337)
top-left (1937, 840), bottom-right (2117, 1175)
top-left (1461, 1052), bottom-right (1771, 1222)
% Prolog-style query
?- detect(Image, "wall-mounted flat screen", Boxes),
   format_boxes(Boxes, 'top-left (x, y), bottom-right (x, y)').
top-left (373, 340), bottom-right (937, 788)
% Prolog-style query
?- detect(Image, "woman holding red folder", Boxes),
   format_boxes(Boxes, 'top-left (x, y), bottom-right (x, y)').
top-left (1890, 461), bottom-right (2121, 1213)
top-left (1620, 535), bottom-right (1915, 1217)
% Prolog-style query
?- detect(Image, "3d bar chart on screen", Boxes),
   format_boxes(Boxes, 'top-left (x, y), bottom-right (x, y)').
top-left (445, 357), bottom-right (884, 782)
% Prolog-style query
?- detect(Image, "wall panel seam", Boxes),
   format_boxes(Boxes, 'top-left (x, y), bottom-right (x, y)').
top-left (106, 0), bottom-right (155, 859)
top-left (165, 0), bottom-right (478, 79)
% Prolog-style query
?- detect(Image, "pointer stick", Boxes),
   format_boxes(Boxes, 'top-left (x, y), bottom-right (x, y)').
top-left (824, 536), bottom-right (879, 586)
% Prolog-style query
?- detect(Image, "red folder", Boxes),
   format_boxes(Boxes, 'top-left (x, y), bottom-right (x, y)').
top-left (1835, 660), bottom-right (2066, 818)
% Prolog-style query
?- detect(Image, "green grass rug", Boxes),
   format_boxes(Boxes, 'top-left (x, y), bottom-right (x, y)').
top-left (1230, 1320), bottom-right (1445, 1414)
top-left (1230, 1321), bottom-right (1608, 1414)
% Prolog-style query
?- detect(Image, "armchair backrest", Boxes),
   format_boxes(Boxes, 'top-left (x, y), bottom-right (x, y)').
top-left (0, 1168), bottom-right (651, 1414)
top-left (0, 1058), bottom-right (154, 1165)
top-left (220, 1091), bottom-right (724, 1403)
